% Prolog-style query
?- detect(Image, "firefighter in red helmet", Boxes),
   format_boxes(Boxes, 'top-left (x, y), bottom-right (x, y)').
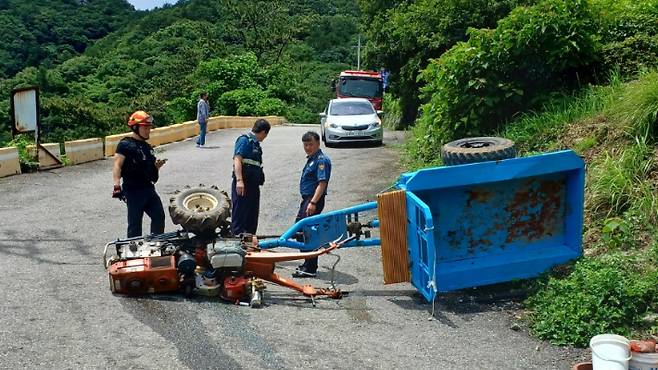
top-left (112, 111), bottom-right (167, 237)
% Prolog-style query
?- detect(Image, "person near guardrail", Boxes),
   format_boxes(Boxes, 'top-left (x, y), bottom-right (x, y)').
top-left (196, 92), bottom-right (210, 147)
top-left (112, 110), bottom-right (166, 238)
top-left (230, 119), bottom-right (271, 235)
top-left (293, 131), bottom-right (332, 278)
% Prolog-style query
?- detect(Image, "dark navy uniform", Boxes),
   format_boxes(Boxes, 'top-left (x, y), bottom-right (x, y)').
top-left (296, 149), bottom-right (331, 273)
top-left (231, 132), bottom-right (265, 235)
top-left (116, 137), bottom-right (165, 238)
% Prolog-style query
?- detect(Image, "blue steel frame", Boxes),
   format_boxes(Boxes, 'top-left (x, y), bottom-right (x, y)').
top-left (259, 150), bottom-right (585, 303)
top-left (398, 150), bottom-right (585, 301)
top-left (258, 202), bottom-right (381, 251)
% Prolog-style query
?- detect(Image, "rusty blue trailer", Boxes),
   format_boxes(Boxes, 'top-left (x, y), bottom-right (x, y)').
top-left (260, 150), bottom-right (585, 302)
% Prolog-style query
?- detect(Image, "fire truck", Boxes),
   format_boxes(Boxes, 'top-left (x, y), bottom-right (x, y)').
top-left (334, 70), bottom-right (384, 110)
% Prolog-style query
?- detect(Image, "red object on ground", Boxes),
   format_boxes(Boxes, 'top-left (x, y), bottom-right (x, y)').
top-left (108, 256), bottom-right (179, 294)
top-left (572, 362), bottom-right (592, 370)
top-left (221, 276), bottom-right (248, 302)
top-left (194, 248), bottom-right (207, 267)
top-left (630, 339), bottom-right (657, 353)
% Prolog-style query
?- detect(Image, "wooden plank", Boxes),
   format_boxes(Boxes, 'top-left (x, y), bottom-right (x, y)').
top-left (377, 190), bottom-right (410, 284)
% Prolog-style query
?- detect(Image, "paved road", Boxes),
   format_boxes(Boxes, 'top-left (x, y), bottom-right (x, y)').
top-left (0, 125), bottom-right (587, 369)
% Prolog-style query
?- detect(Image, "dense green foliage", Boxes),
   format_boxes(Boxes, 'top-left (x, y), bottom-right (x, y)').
top-left (359, 0), bottom-right (531, 126)
top-left (0, 0), bottom-right (360, 146)
top-left (409, 0), bottom-right (598, 161)
top-left (500, 71), bottom-right (658, 346)
top-left (527, 253), bottom-right (658, 347)
top-left (0, 0), bottom-right (132, 78)
top-left (404, 0), bottom-right (658, 164)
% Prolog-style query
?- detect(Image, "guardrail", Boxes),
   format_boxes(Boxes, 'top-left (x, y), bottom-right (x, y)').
top-left (0, 115), bottom-right (287, 178)
top-left (0, 147), bottom-right (21, 177)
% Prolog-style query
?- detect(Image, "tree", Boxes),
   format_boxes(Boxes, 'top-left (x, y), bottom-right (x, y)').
top-left (359, 0), bottom-right (533, 126)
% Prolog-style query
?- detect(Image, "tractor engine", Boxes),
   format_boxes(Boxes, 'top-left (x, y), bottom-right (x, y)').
top-left (106, 236), bottom-right (196, 295)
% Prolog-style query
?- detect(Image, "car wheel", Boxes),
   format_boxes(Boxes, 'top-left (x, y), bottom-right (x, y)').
top-left (441, 137), bottom-right (516, 166)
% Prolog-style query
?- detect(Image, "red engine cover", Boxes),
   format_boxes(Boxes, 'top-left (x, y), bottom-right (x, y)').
top-left (108, 256), bottom-right (179, 294)
top-left (221, 276), bottom-right (248, 301)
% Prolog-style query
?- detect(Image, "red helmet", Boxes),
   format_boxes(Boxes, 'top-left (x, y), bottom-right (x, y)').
top-left (127, 111), bottom-right (153, 128)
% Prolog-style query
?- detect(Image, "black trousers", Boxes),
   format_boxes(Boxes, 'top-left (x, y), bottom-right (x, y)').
top-left (296, 195), bottom-right (325, 272)
top-left (124, 186), bottom-right (165, 238)
top-left (231, 178), bottom-right (260, 235)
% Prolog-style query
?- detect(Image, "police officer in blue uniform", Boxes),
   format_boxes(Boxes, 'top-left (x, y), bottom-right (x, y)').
top-left (231, 119), bottom-right (271, 235)
top-left (293, 131), bottom-right (332, 278)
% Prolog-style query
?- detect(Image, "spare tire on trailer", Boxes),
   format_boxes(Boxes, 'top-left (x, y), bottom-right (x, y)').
top-left (441, 137), bottom-right (516, 166)
top-left (169, 184), bottom-right (231, 236)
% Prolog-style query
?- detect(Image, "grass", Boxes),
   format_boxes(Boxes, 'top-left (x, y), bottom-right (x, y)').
top-left (501, 72), bottom-right (624, 154)
top-left (504, 71), bottom-right (658, 346)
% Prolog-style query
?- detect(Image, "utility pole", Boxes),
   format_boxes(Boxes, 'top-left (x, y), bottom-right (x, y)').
top-left (357, 35), bottom-right (361, 70)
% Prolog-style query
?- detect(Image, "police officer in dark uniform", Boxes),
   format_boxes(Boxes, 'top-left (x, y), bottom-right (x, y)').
top-left (293, 131), bottom-right (332, 278)
top-left (231, 119), bottom-right (271, 235)
top-left (112, 110), bottom-right (166, 238)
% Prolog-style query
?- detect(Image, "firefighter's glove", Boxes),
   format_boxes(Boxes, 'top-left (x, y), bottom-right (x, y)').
top-left (112, 185), bottom-right (125, 201)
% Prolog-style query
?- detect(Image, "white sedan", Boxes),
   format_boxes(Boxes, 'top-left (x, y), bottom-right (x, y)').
top-left (320, 98), bottom-right (383, 146)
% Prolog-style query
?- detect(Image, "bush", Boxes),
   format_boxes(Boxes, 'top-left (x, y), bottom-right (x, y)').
top-left (217, 88), bottom-right (287, 117)
top-left (593, 0), bottom-right (658, 44)
top-left (286, 105), bottom-right (319, 124)
top-left (165, 96), bottom-right (196, 123)
top-left (40, 96), bottom-right (118, 142)
top-left (602, 34), bottom-right (658, 77)
top-left (7, 134), bottom-right (38, 172)
top-left (526, 254), bottom-right (658, 347)
top-left (254, 97), bottom-right (286, 116)
top-left (411, 0), bottom-right (600, 162)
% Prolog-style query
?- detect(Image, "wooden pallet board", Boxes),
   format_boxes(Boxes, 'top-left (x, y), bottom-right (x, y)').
top-left (377, 190), bottom-right (410, 284)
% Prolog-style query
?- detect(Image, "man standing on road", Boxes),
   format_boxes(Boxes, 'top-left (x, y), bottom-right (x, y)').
top-left (231, 119), bottom-right (271, 235)
top-left (293, 131), bottom-right (332, 278)
top-left (112, 110), bottom-right (166, 238)
top-left (196, 92), bottom-right (210, 147)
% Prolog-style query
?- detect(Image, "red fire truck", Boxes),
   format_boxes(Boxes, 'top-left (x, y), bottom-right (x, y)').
top-left (334, 70), bottom-right (384, 110)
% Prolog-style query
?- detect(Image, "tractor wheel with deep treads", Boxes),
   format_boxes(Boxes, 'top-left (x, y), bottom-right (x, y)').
top-left (169, 184), bottom-right (231, 236)
top-left (441, 137), bottom-right (516, 166)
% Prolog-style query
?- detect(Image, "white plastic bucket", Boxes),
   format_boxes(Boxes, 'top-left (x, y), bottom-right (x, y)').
top-left (629, 352), bottom-right (658, 370)
top-left (590, 334), bottom-right (631, 370)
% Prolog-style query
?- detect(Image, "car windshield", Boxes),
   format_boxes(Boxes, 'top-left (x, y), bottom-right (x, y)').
top-left (337, 77), bottom-right (383, 98)
top-left (330, 101), bottom-right (375, 116)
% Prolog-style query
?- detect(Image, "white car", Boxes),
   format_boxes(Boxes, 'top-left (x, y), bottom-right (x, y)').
top-left (320, 98), bottom-right (383, 146)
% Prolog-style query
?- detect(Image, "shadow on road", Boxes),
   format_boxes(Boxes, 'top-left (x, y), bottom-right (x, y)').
top-left (0, 229), bottom-right (93, 265)
top-left (324, 141), bottom-right (384, 149)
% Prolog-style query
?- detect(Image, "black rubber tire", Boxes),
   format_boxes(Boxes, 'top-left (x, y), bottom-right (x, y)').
top-left (169, 184), bottom-right (231, 236)
top-left (441, 137), bottom-right (516, 166)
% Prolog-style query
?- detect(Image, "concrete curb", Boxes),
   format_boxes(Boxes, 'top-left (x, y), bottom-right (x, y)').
top-left (0, 147), bottom-right (21, 177)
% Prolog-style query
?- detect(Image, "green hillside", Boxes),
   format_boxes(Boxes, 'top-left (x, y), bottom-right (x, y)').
top-left (0, 0), bottom-right (360, 145)
top-left (0, 0), bottom-right (133, 78)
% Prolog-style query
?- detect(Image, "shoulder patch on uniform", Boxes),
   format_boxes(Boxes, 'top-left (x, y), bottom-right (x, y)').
top-left (319, 163), bottom-right (325, 170)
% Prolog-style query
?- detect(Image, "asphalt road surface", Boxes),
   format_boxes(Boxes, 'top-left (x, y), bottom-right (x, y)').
top-left (0, 125), bottom-right (587, 369)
